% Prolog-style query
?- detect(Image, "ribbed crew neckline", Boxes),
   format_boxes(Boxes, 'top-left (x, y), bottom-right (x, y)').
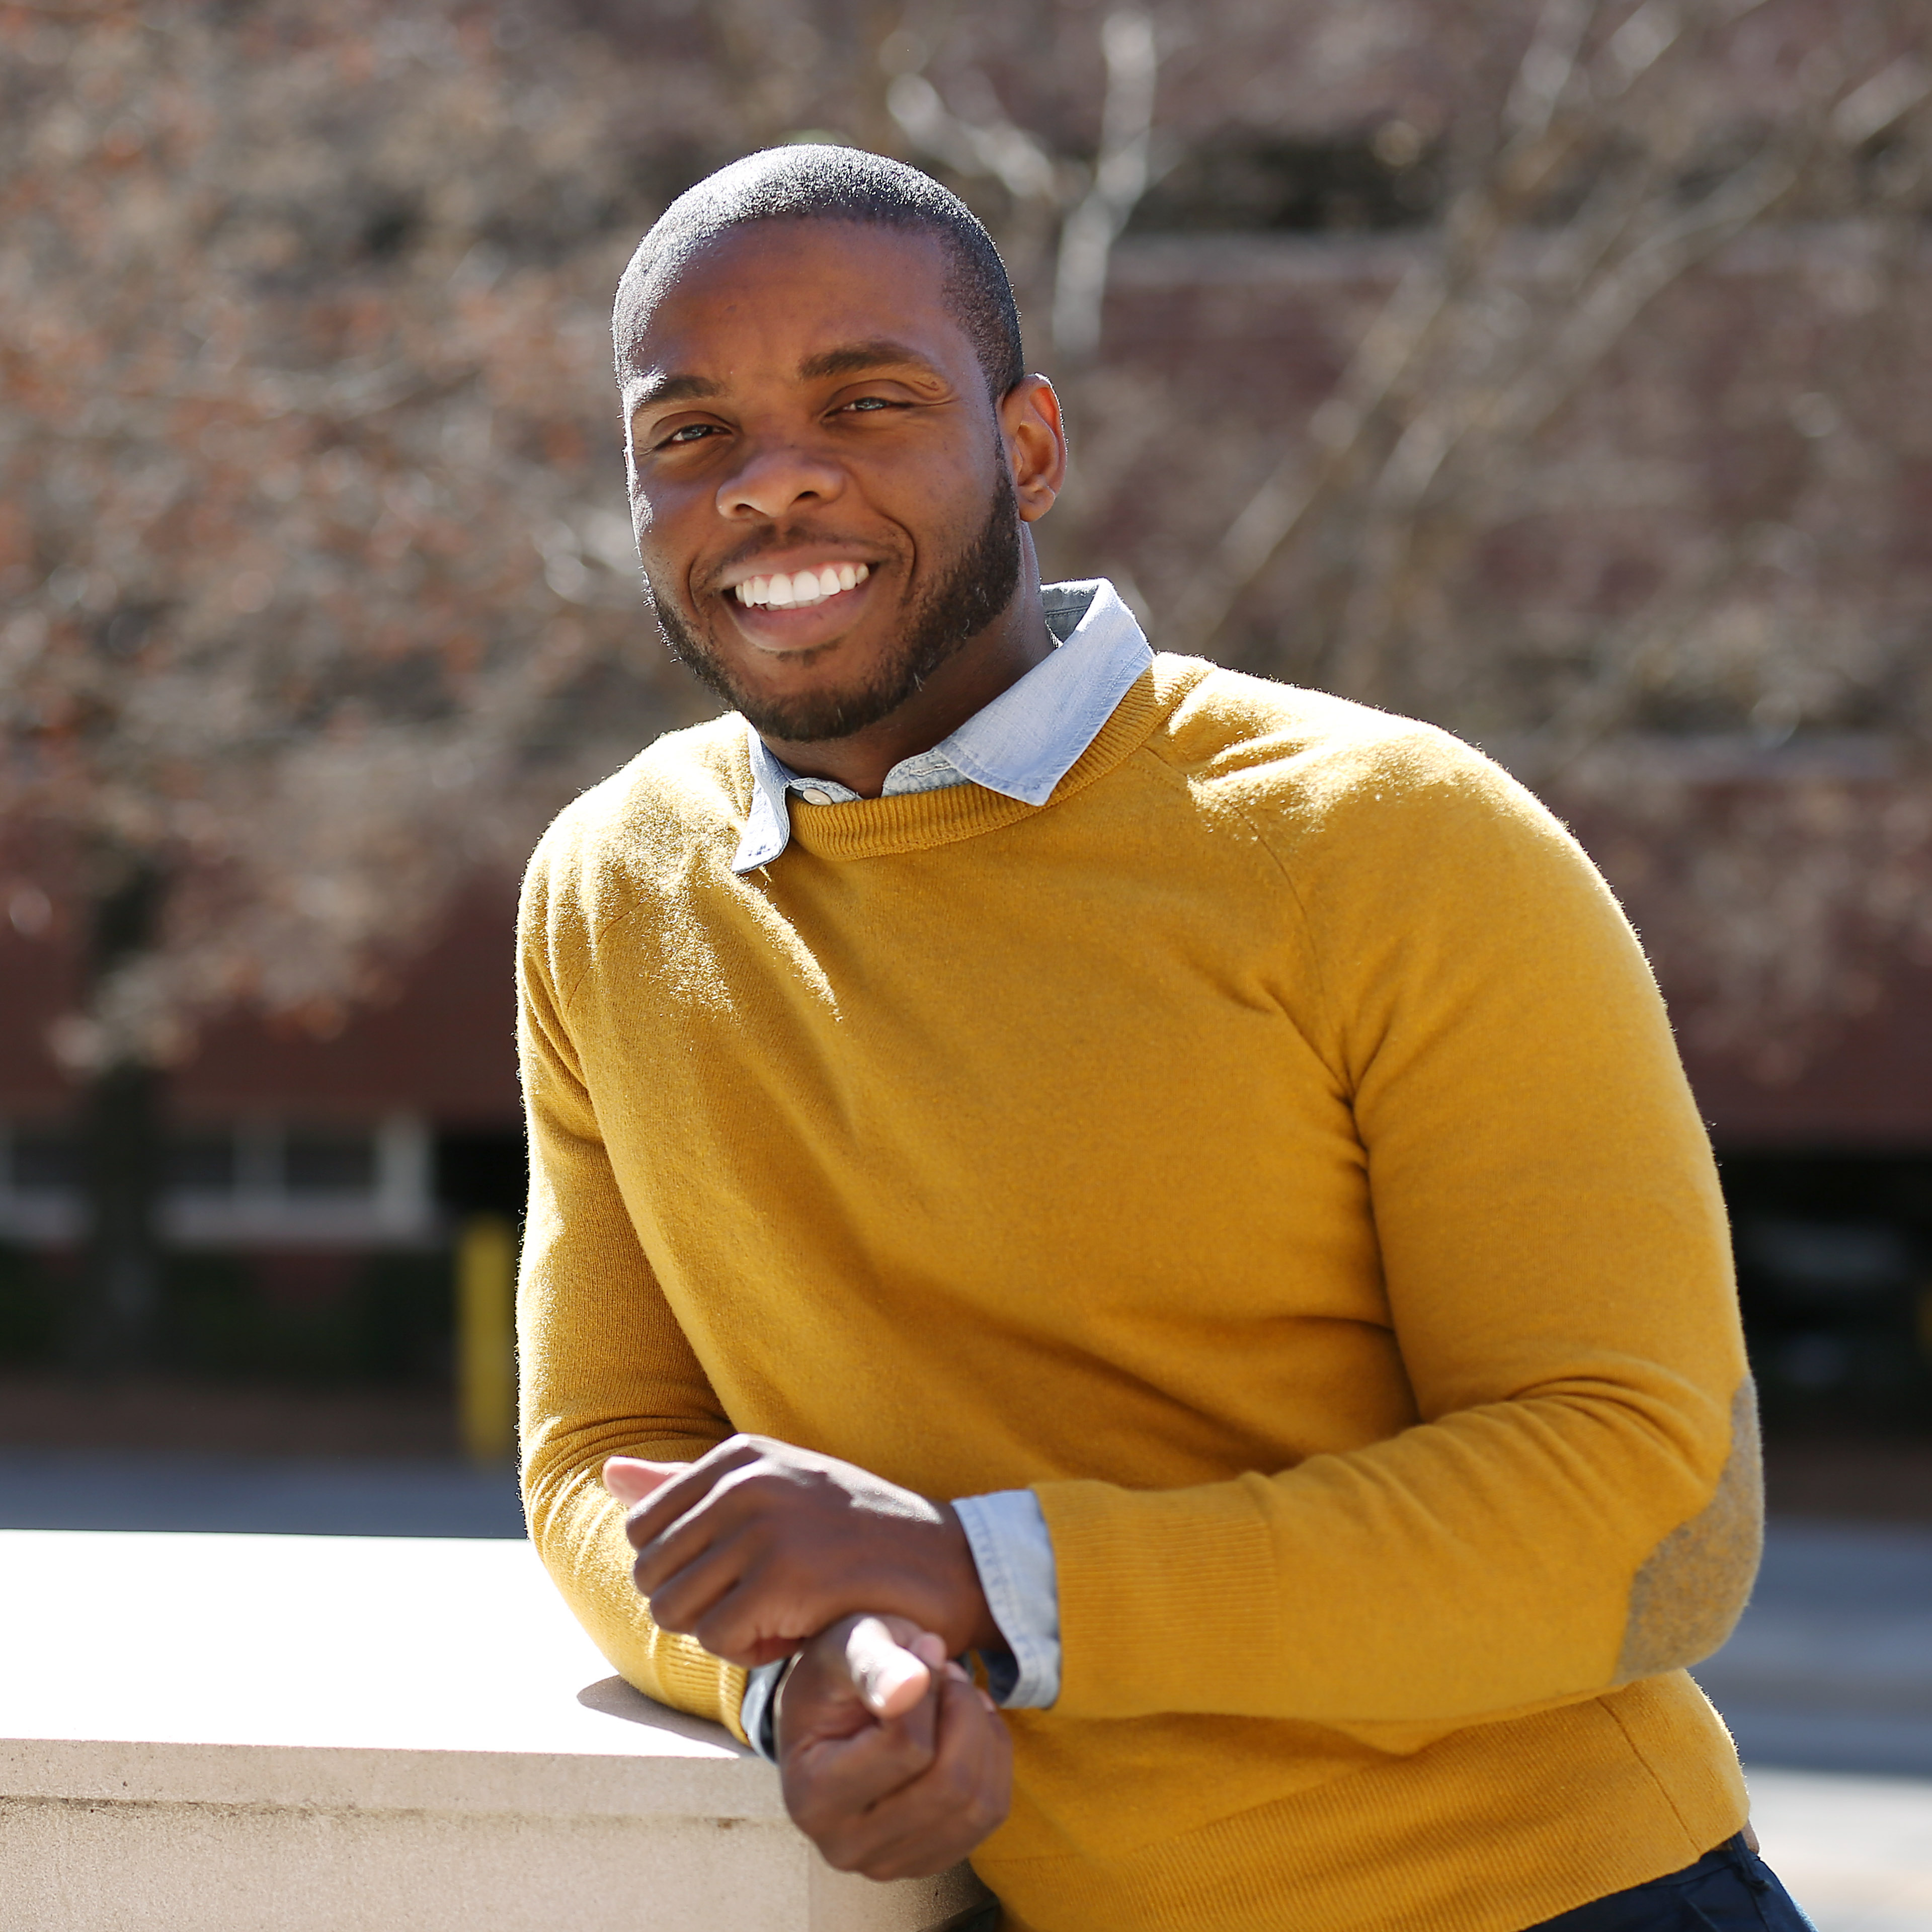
top-left (743, 660), bottom-right (1198, 865)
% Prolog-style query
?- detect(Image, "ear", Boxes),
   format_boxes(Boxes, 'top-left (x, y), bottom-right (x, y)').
top-left (1000, 376), bottom-right (1067, 524)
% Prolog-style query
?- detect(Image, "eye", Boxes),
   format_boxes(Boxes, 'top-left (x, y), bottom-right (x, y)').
top-left (658, 423), bottom-right (722, 448)
top-left (839, 395), bottom-right (901, 415)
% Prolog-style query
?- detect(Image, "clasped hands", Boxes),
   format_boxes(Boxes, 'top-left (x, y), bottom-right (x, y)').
top-left (603, 1436), bottom-right (1013, 1880)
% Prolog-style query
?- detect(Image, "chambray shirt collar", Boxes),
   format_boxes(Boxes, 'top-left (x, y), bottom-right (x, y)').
top-left (732, 578), bottom-right (1153, 873)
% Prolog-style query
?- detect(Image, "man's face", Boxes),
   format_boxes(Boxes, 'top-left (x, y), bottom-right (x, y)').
top-left (619, 221), bottom-right (1028, 741)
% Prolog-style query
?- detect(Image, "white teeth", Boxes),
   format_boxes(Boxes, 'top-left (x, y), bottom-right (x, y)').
top-left (732, 561), bottom-right (870, 608)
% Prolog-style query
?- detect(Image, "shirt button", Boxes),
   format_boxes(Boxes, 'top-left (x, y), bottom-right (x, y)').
top-left (798, 787), bottom-right (833, 806)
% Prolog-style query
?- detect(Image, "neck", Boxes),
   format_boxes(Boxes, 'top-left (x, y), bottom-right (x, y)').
top-left (758, 563), bottom-right (1054, 799)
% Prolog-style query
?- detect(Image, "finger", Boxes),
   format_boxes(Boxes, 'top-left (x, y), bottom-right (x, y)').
top-left (601, 1457), bottom-right (680, 1506)
top-left (630, 1490), bottom-right (764, 1598)
top-left (619, 1442), bottom-right (760, 1552)
top-left (655, 1539), bottom-right (837, 1667)
top-left (844, 1615), bottom-right (934, 1720)
top-left (774, 1618), bottom-right (945, 1756)
top-left (794, 1679), bottom-right (940, 1785)
top-left (640, 1535), bottom-right (754, 1640)
top-left (784, 1705), bottom-right (940, 1837)
top-left (909, 1668), bottom-right (1009, 1819)
top-left (864, 1675), bottom-right (1013, 1879)
top-left (814, 1673), bottom-right (1010, 1881)
top-left (781, 1629), bottom-right (943, 1826)
top-left (939, 1665), bottom-right (1011, 1783)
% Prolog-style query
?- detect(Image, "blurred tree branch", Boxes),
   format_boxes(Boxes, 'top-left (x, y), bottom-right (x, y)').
top-left (4, 0), bottom-right (1930, 1169)
top-left (886, 7), bottom-right (1163, 363)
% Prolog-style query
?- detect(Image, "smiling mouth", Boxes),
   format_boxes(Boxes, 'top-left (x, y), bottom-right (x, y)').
top-left (731, 562), bottom-right (870, 611)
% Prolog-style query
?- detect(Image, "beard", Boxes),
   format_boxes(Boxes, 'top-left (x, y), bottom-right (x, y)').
top-left (647, 461), bottom-right (1022, 743)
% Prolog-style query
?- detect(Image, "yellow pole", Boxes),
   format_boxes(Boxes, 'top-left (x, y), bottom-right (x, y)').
top-left (457, 1214), bottom-right (517, 1464)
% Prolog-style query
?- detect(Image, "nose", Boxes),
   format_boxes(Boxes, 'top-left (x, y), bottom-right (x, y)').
top-left (716, 435), bottom-right (847, 523)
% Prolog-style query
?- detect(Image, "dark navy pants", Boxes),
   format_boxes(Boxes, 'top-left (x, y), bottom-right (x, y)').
top-left (1525, 1835), bottom-right (1816, 1930)
top-left (952, 1833), bottom-right (1815, 1930)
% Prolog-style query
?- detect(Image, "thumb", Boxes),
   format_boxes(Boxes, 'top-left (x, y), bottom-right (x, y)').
top-left (843, 1615), bottom-right (938, 1721)
top-left (602, 1457), bottom-right (683, 1505)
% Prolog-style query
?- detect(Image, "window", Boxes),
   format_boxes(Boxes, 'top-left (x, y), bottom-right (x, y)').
top-left (0, 1115), bottom-right (434, 1248)
top-left (11, 1129), bottom-right (78, 1192)
top-left (167, 1131), bottom-right (236, 1193)
top-left (284, 1129), bottom-right (378, 1196)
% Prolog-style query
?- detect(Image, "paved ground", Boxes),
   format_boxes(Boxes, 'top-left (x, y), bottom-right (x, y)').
top-left (0, 1444), bottom-right (523, 1538)
top-left (1691, 1520), bottom-right (1932, 1931)
top-left (1748, 1767), bottom-right (1932, 1932)
top-left (1696, 1522), bottom-right (1932, 1781)
top-left (0, 1451), bottom-right (1924, 1927)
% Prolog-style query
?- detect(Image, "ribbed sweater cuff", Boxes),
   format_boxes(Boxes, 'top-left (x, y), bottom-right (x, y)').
top-left (1035, 1475), bottom-right (1282, 1721)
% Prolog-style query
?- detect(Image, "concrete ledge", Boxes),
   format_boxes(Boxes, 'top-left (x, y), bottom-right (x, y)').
top-left (0, 1530), bottom-right (993, 1931)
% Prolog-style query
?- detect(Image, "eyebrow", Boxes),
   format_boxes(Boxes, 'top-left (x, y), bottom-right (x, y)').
top-left (629, 370), bottom-right (726, 411)
top-left (628, 338), bottom-right (947, 418)
top-left (796, 338), bottom-right (946, 384)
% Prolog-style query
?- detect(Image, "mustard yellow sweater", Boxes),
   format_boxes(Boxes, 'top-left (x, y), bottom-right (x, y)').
top-left (518, 657), bottom-right (1759, 1932)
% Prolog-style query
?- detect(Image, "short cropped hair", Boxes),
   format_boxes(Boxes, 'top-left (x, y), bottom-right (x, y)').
top-left (613, 146), bottom-right (1025, 399)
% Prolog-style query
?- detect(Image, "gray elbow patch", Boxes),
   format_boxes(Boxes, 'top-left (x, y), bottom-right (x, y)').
top-left (1616, 1378), bottom-right (1764, 1683)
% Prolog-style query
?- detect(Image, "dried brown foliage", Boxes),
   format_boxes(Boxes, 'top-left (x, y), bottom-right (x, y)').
top-left (1, 0), bottom-right (715, 1062)
top-left (1032, 0), bottom-right (1932, 1069)
top-left (4, 0), bottom-right (1929, 1081)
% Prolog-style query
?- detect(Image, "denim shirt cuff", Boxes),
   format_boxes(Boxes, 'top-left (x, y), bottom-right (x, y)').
top-left (952, 1488), bottom-right (1062, 1709)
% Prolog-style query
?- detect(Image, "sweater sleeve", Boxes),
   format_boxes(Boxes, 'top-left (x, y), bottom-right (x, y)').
top-left (516, 849), bottom-right (748, 1739)
top-left (1034, 734), bottom-right (1760, 1728)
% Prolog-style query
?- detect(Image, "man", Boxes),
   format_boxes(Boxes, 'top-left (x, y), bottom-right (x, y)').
top-left (518, 145), bottom-right (1809, 1930)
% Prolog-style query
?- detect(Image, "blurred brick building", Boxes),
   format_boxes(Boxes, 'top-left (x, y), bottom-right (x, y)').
top-left (7, 835), bottom-right (1929, 1423)
top-left (6, 164), bottom-right (1929, 1419)
top-left (0, 882), bottom-right (519, 1254)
